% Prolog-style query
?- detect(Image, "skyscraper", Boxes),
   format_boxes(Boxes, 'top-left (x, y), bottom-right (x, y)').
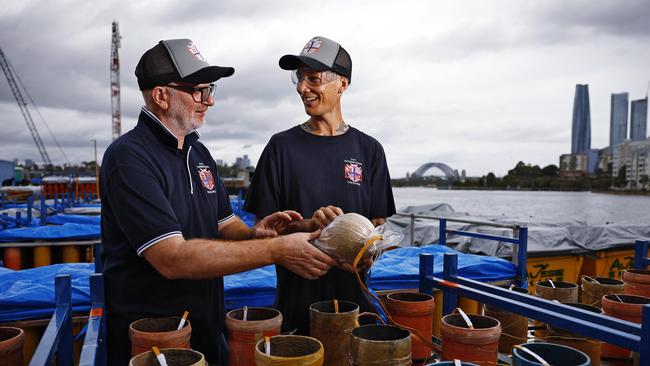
top-left (571, 84), bottom-right (591, 154)
top-left (609, 92), bottom-right (628, 148)
top-left (631, 98), bottom-right (648, 141)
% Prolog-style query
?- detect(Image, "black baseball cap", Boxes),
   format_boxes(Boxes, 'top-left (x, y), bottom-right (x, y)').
top-left (135, 39), bottom-right (234, 90)
top-left (279, 36), bottom-right (352, 83)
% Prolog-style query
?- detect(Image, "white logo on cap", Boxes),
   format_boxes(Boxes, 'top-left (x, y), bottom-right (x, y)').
top-left (187, 42), bottom-right (206, 62)
top-left (303, 38), bottom-right (322, 54)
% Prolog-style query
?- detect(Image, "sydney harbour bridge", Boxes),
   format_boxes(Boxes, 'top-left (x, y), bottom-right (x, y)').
top-left (408, 162), bottom-right (463, 181)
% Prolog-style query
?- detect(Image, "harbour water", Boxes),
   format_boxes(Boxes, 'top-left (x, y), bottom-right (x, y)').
top-left (392, 187), bottom-right (650, 226)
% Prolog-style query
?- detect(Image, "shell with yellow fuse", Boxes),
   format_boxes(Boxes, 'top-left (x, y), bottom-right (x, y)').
top-left (313, 213), bottom-right (380, 264)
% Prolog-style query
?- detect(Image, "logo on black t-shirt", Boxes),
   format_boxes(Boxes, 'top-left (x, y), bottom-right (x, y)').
top-left (344, 159), bottom-right (363, 186)
top-left (197, 164), bottom-right (216, 192)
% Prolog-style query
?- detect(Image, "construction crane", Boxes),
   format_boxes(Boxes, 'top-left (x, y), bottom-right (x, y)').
top-left (0, 47), bottom-right (53, 166)
top-left (111, 21), bottom-right (122, 141)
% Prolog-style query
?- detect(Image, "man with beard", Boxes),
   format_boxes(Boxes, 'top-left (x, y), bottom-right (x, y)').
top-left (100, 39), bottom-right (336, 365)
top-left (245, 36), bottom-right (396, 335)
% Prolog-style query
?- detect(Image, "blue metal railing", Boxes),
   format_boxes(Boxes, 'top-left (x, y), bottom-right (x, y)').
top-left (0, 194), bottom-right (34, 230)
top-left (29, 275), bottom-right (74, 366)
top-left (28, 272), bottom-right (107, 366)
top-left (395, 213), bottom-right (528, 288)
top-left (79, 274), bottom-right (107, 366)
top-left (419, 252), bottom-right (650, 365)
top-left (94, 242), bottom-right (103, 273)
top-left (634, 240), bottom-right (650, 270)
top-left (0, 188), bottom-right (99, 230)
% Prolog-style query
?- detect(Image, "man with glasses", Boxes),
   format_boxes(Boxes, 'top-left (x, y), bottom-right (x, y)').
top-left (100, 39), bottom-right (336, 365)
top-left (245, 36), bottom-right (396, 335)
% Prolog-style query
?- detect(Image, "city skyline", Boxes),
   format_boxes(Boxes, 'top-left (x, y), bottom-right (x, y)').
top-left (609, 92), bottom-right (628, 149)
top-left (1, 1), bottom-right (649, 178)
top-left (631, 98), bottom-right (648, 142)
top-left (571, 84), bottom-right (591, 154)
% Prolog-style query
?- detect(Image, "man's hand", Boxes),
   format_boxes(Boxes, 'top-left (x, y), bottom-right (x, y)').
top-left (252, 210), bottom-right (303, 238)
top-left (311, 205), bottom-right (344, 229)
top-left (273, 230), bottom-right (337, 280)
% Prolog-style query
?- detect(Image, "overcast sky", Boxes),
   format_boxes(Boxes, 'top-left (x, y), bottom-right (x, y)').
top-left (1, 0), bottom-right (649, 178)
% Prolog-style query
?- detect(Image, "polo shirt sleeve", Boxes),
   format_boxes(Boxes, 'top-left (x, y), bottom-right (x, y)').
top-left (103, 150), bottom-right (183, 256)
top-left (244, 140), bottom-right (280, 218)
top-left (369, 142), bottom-right (397, 219)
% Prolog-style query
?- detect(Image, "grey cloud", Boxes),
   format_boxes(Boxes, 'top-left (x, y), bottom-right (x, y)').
top-left (529, 1), bottom-right (650, 39)
top-left (387, 1), bottom-right (650, 64)
top-left (153, 0), bottom-right (298, 23)
top-left (1, 0), bottom-right (648, 177)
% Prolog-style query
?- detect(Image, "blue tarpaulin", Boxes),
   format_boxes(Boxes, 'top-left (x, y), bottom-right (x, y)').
top-left (0, 263), bottom-right (93, 322)
top-left (46, 214), bottom-right (101, 226)
top-left (0, 245), bottom-right (516, 321)
top-left (224, 265), bottom-right (276, 310)
top-left (367, 244), bottom-right (517, 291)
top-left (0, 223), bottom-right (100, 242)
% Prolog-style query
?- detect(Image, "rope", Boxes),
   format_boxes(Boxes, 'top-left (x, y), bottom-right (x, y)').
top-left (583, 287), bottom-right (624, 306)
top-left (533, 335), bottom-right (601, 345)
top-left (499, 331), bottom-right (528, 343)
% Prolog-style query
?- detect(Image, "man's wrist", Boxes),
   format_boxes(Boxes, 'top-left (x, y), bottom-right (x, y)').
top-left (268, 236), bottom-right (281, 263)
top-left (304, 219), bottom-right (317, 232)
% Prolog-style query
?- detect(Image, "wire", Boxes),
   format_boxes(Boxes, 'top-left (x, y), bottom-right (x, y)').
top-left (6, 56), bottom-right (71, 165)
top-left (353, 237), bottom-right (441, 354)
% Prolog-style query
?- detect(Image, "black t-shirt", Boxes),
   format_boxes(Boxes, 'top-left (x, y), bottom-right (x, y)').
top-left (100, 108), bottom-right (233, 365)
top-left (244, 125), bottom-right (396, 334)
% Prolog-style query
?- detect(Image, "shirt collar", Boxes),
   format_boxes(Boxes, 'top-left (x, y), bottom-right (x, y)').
top-left (139, 106), bottom-right (200, 149)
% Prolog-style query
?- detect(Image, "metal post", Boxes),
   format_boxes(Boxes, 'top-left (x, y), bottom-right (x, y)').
top-left (94, 242), bottom-right (103, 273)
top-left (442, 253), bottom-right (458, 315)
top-left (92, 139), bottom-right (100, 200)
top-left (15, 211), bottom-right (21, 228)
top-left (641, 304), bottom-right (650, 366)
top-left (27, 194), bottom-right (33, 225)
top-left (56, 275), bottom-right (73, 365)
top-left (99, 277), bottom-right (107, 366)
top-left (517, 226), bottom-right (528, 288)
top-left (635, 240), bottom-right (649, 270)
top-left (419, 253), bottom-right (434, 295)
top-left (439, 218), bottom-right (447, 246)
top-left (410, 213), bottom-right (415, 246)
top-left (80, 274), bottom-right (107, 366)
top-left (29, 275), bottom-right (73, 366)
top-left (40, 190), bottom-right (46, 226)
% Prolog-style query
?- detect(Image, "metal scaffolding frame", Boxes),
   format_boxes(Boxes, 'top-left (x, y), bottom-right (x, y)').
top-left (418, 240), bottom-right (650, 365)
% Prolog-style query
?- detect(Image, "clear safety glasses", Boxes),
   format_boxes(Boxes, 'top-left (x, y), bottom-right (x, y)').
top-left (291, 69), bottom-right (340, 87)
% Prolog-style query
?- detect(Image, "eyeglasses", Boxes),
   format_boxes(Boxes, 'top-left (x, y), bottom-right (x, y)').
top-left (167, 83), bottom-right (216, 103)
top-left (291, 69), bottom-right (340, 87)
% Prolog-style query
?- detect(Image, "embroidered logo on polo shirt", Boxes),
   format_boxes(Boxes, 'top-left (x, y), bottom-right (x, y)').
top-left (197, 164), bottom-right (215, 192)
top-left (344, 159), bottom-right (363, 186)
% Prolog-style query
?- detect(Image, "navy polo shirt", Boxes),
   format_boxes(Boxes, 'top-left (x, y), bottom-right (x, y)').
top-left (244, 125), bottom-right (396, 334)
top-left (100, 107), bottom-right (233, 364)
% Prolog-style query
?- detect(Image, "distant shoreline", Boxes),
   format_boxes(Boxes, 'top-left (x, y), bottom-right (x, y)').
top-left (393, 186), bottom-right (650, 196)
top-left (592, 190), bottom-right (650, 196)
